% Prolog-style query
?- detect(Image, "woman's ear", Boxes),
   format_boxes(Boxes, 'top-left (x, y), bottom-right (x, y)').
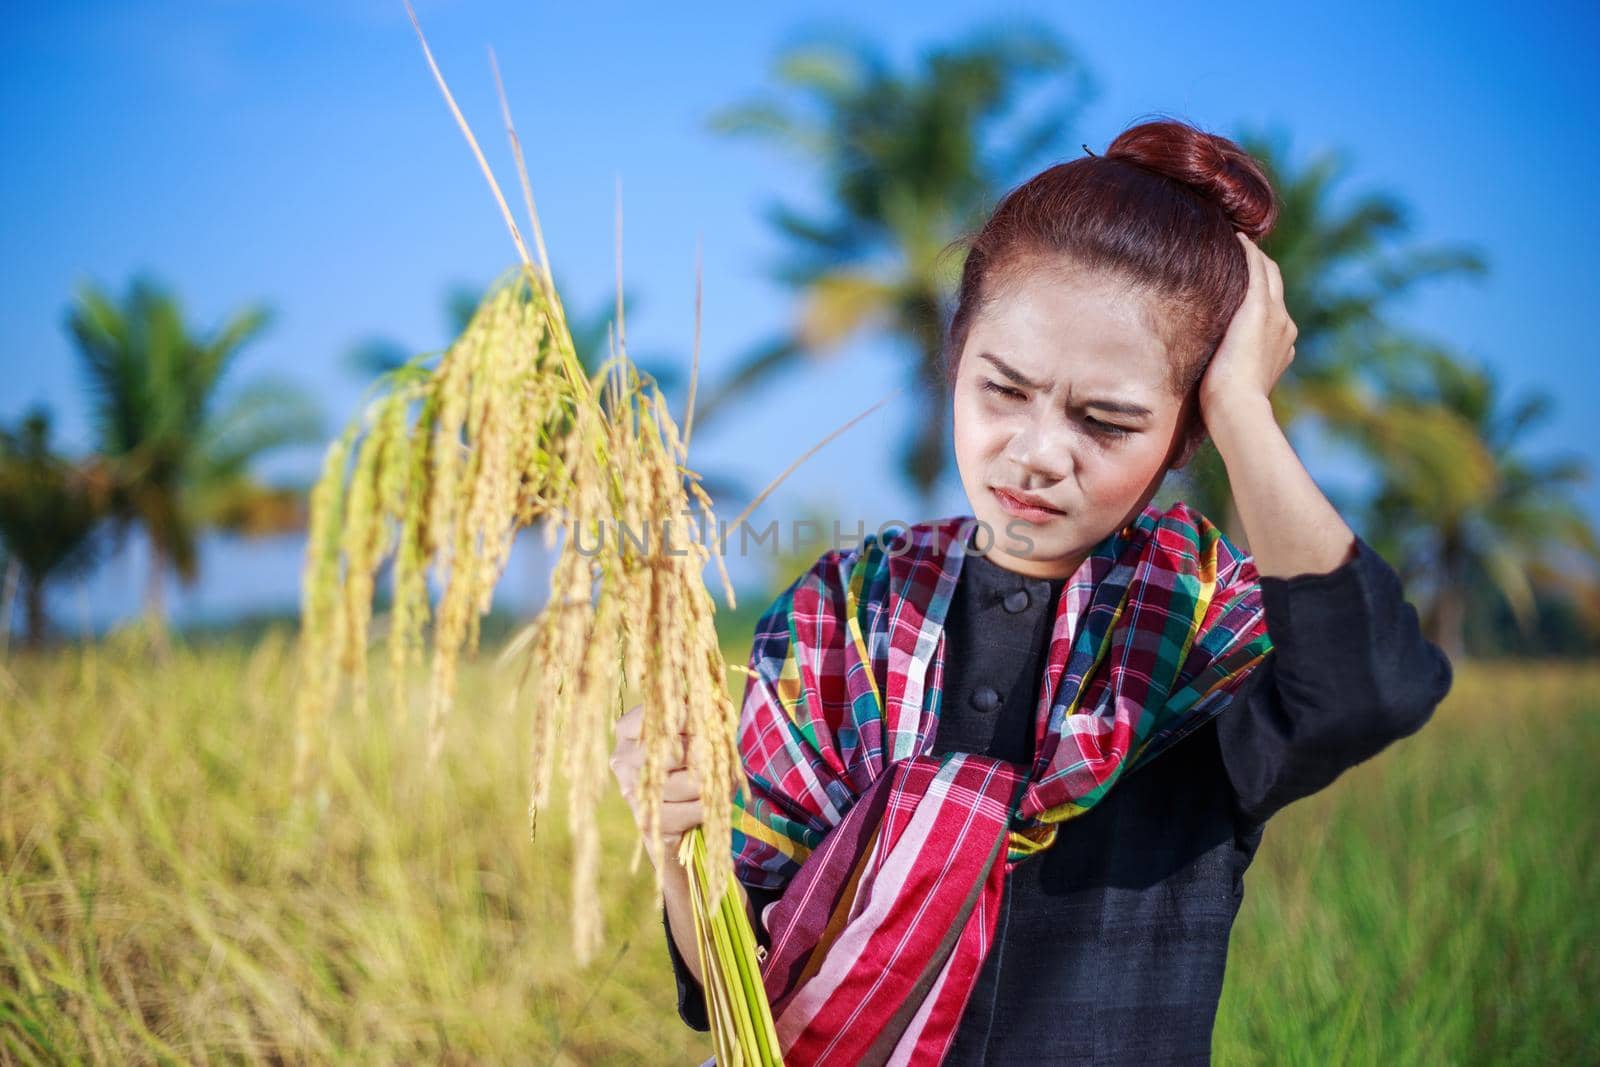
top-left (1166, 393), bottom-right (1208, 471)
top-left (1168, 427), bottom-right (1205, 471)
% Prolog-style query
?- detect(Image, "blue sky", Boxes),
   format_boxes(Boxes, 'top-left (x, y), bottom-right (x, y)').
top-left (3, 1), bottom-right (1597, 630)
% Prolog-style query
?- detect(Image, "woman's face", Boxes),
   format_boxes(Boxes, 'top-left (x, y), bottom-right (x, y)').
top-left (951, 263), bottom-right (1201, 579)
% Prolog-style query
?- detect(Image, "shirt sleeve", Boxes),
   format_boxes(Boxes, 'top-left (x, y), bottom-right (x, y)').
top-left (661, 881), bottom-right (784, 1033)
top-left (1217, 533), bottom-right (1454, 824)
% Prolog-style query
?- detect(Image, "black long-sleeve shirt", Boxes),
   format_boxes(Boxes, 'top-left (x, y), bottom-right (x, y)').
top-left (663, 531), bottom-right (1453, 1064)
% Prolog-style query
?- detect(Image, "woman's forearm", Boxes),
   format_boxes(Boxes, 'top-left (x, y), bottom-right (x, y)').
top-left (661, 857), bottom-right (706, 986)
top-left (661, 848), bottom-right (761, 989)
top-left (1205, 393), bottom-right (1356, 579)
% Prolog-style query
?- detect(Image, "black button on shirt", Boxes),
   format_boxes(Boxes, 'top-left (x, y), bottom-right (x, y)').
top-left (936, 552), bottom-right (1068, 767)
top-left (662, 531), bottom-right (1453, 1065)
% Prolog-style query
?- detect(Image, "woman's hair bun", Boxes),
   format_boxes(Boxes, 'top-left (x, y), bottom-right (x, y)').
top-left (1103, 119), bottom-right (1278, 240)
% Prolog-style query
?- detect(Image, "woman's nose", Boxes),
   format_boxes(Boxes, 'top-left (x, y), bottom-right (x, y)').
top-left (1005, 415), bottom-right (1072, 483)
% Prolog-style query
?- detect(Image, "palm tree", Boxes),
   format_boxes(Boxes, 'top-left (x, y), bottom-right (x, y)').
top-left (1352, 346), bottom-right (1599, 663)
top-left (0, 407), bottom-right (108, 647)
top-left (64, 275), bottom-right (325, 638)
top-left (693, 21), bottom-right (1096, 501)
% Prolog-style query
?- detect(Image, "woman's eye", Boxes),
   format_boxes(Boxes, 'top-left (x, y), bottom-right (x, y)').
top-left (1085, 416), bottom-right (1132, 438)
top-left (979, 378), bottom-right (1132, 438)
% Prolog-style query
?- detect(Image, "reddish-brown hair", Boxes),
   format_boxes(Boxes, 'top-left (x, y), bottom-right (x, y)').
top-left (940, 118), bottom-right (1279, 441)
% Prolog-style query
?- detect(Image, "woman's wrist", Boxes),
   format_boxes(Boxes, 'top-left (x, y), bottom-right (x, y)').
top-left (661, 850), bottom-right (705, 986)
top-left (659, 841), bottom-right (690, 886)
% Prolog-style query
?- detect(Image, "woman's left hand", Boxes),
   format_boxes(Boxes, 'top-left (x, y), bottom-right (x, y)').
top-left (1198, 232), bottom-right (1298, 425)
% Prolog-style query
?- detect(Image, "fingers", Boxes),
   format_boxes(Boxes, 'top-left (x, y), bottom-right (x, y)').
top-left (1238, 231), bottom-right (1292, 334)
top-left (1236, 232), bottom-right (1262, 297)
top-left (617, 776), bottom-right (704, 846)
top-left (614, 703), bottom-right (642, 742)
top-left (610, 704), bottom-right (709, 849)
top-left (1236, 231), bottom-right (1280, 297)
top-left (611, 739), bottom-right (695, 775)
top-left (614, 705), bottom-right (694, 759)
top-left (610, 733), bottom-right (700, 792)
top-left (615, 756), bottom-right (701, 789)
top-left (660, 766), bottom-right (703, 802)
top-left (1251, 236), bottom-right (1283, 304)
top-left (655, 798), bottom-right (705, 837)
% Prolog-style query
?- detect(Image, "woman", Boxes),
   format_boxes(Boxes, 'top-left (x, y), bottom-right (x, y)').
top-left (610, 118), bottom-right (1454, 1065)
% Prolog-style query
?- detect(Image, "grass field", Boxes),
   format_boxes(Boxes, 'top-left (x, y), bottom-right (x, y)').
top-left (2, 630), bottom-right (1595, 1065)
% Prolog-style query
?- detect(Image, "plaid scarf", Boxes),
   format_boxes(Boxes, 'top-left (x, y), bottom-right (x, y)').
top-left (728, 500), bottom-right (1274, 1065)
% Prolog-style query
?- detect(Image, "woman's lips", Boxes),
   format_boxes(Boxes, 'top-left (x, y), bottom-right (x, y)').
top-left (991, 486), bottom-right (1064, 523)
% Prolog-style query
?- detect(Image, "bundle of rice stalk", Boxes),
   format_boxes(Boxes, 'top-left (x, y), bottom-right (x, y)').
top-left (289, 6), bottom-right (894, 1064)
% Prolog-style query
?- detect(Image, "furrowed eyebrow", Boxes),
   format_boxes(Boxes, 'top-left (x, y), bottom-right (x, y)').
top-left (978, 352), bottom-right (1047, 391)
top-left (1082, 397), bottom-right (1154, 419)
top-left (976, 352), bottom-right (1153, 419)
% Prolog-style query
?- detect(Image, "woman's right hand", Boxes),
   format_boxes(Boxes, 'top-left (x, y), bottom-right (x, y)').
top-left (609, 702), bottom-right (705, 867)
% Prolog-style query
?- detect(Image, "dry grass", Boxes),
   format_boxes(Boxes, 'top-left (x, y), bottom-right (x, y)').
top-left (2, 631), bottom-right (732, 1064)
top-left (3, 644), bottom-right (1594, 1064)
